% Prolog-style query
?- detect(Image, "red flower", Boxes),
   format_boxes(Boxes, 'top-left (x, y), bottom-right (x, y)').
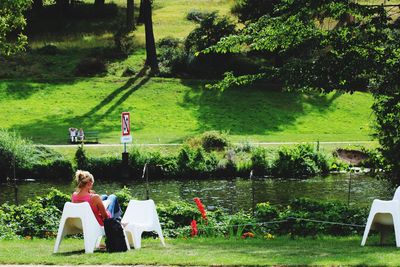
top-left (191, 219), bottom-right (198, 237)
top-left (241, 232), bottom-right (255, 239)
top-left (193, 197), bottom-right (207, 221)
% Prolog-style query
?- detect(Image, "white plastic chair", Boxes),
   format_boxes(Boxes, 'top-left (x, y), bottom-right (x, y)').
top-left (53, 202), bottom-right (105, 253)
top-left (361, 187), bottom-right (400, 247)
top-left (122, 199), bottom-right (166, 249)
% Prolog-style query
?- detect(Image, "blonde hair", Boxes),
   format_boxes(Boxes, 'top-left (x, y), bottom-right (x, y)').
top-left (75, 170), bottom-right (94, 190)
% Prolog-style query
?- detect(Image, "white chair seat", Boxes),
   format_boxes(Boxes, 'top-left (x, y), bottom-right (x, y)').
top-left (361, 187), bottom-right (400, 247)
top-left (53, 202), bottom-right (130, 253)
top-left (122, 199), bottom-right (166, 249)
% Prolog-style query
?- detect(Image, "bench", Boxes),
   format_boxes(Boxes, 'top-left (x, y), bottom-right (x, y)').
top-left (68, 131), bottom-right (99, 144)
top-left (84, 131), bottom-right (99, 143)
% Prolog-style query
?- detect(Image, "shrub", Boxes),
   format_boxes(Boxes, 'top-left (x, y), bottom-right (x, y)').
top-left (157, 37), bottom-right (187, 76)
top-left (186, 10), bottom-right (213, 23)
top-left (250, 147), bottom-right (272, 176)
top-left (187, 131), bottom-right (230, 152)
top-left (75, 145), bottom-right (88, 170)
top-left (272, 144), bottom-right (330, 178)
top-left (184, 12), bottom-right (236, 53)
top-left (0, 129), bottom-right (36, 180)
top-left (176, 146), bottom-right (219, 177)
top-left (74, 57), bottom-right (107, 76)
top-left (114, 29), bottom-right (136, 57)
top-left (37, 44), bottom-right (59, 55)
top-left (277, 198), bottom-right (368, 236)
top-left (86, 156), bottom-right (122, 180)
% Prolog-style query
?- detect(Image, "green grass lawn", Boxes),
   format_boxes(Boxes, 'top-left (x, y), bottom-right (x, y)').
top-left (0, 78), bottom-right (374, 144)
top-left (0, 236), bottom-right (399, 266)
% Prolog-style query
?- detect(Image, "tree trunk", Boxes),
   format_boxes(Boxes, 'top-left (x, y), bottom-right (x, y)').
top-left (143, 0), bottom-right (158, 72)
top-left (137, 0), bottom-right (145, 24)
top-left (126, 0), bottom-right (135, 30)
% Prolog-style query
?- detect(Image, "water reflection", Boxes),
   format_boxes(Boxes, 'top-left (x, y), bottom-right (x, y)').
top-left (0, 173), bottom-right (393, 212)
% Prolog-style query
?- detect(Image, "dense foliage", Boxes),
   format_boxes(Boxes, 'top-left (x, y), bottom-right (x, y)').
top-left (0, 189), bottom-right (368, 240)
top-left (0, 0), bottom-right (31, 56)
top-left (0, 130), bottom-right (72, 182)
top-left (157, 11), bottom-right (238, 78)
top-left (207, 0), bottom-right (400, 184)
top-left (74, 140), bottom-right (339, 180)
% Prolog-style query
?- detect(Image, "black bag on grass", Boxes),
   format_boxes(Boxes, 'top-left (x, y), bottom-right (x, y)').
top-left (104, 218), bottom-right (128, 252)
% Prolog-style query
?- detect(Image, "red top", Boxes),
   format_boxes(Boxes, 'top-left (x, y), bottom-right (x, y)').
top-left (71, 193), bottom-right (110, 226)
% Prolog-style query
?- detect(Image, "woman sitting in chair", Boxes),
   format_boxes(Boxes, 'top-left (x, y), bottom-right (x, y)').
top-left (72, 170), bottom-right (122, 226)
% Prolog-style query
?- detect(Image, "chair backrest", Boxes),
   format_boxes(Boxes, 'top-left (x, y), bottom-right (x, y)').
top-left (393, 187), bottom-right (400, 200)
top-left (62, 202), bottom-right (100, 229)
top-left (122, 199), bottom-right (158, 225)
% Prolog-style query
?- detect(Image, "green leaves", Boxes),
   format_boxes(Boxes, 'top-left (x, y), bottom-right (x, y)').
top-left (0, 0), bottom-right (31, 56)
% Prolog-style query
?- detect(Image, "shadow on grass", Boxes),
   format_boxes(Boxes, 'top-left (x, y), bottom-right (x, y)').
top-left (54, 249), bottom-right (86, 256)
top-left (11, 73), bottom-right (149, 144)
top-left (179, 80), bottom-right (343, 136)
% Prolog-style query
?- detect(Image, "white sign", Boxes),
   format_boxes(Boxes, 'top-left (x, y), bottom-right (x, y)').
top-left (121, 135), bottom-right (132, 143)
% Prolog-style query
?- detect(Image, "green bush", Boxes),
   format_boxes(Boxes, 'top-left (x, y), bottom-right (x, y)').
top-left (0, 129), bottom-right (36, 180)
top-left (276, 198), bottom-right (368, 236)
top-left (272, 144), bottom-right (330, 178)
top-left (0, 131), bottom-right (72, 181)
top-left (185, 12), bottom-right (236, 53)
top-left (157, 37), bottom-right (187, 76)
top-left (176, 146), bottom-right (219, 177)
top-left (0, 189), bottom-right (369, 239)
top-left (186, 10), bottom-right (213, 23)
top-left (250, 147), bottom-right (272, 176)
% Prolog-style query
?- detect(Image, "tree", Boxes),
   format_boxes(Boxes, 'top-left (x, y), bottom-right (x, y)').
top-left (0, 0), bottom-right (32, 56)
top-left (207, 0), bottom-right (400, 183)
top-left (231, 0), bottom-right (279, 23)
top-left (142, 0), bottom-right (158, 72)
top-left (126, 0), bottom-right (135, 31)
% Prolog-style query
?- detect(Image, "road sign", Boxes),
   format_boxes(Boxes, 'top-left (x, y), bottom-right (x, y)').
top-left (121, 112), bottom-right (132, 144)
top-left (121, 112), bottom-right (130, 136)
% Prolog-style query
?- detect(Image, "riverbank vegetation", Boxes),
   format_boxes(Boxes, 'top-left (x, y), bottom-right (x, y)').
top-left (0, 188), bottom-right (369, 240)
top-left (0, 129), bottom-right (381, 182)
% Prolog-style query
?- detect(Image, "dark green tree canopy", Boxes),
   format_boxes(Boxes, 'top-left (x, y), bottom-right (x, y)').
top-left (207, 0), bottom-right (400, 183)
top-left (0, 0), bottom-right (32, 56)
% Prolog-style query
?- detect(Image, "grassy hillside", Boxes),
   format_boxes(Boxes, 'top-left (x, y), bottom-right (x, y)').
top-left (0, 0), bottom-right (377, 145)
top-left (0, 78), bottom-right (373, 144)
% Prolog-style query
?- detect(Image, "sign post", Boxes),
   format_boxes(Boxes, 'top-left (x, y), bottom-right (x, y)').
top-left (121, 112), bottom-right (132, 152)
top-left (121, 112), bottom-right (132, 178)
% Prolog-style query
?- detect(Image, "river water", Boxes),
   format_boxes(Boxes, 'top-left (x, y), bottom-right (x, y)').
top-left (0, 173), bottom-right (394, 212)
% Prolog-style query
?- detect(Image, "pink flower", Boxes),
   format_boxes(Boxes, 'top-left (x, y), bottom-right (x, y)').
top-left (193, 197), bottom-right (207, 221)
top-left (191, 219), bottom-right (198, 237)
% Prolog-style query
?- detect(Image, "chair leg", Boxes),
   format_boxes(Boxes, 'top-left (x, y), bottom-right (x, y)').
top-left (156, 227), bottom-right (166, 246)
top-left (133, 229), bottom-right (143, 249)
top-left (361, 212), bottom-right (376, 246)
top-left (53, 219), bottom-right (67, 253)
top-left (125, 231), bottom-right (134, 247)
top-left (392, 212), bottom-right (400, 248)
top-left (124, 231), bottom-right (131, 251)
top-left (84, 234), bottom-right (100, 253)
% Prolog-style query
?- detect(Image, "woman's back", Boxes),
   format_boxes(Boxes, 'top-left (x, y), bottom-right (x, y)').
top-left (71, 192), bottom-right (105, 226)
